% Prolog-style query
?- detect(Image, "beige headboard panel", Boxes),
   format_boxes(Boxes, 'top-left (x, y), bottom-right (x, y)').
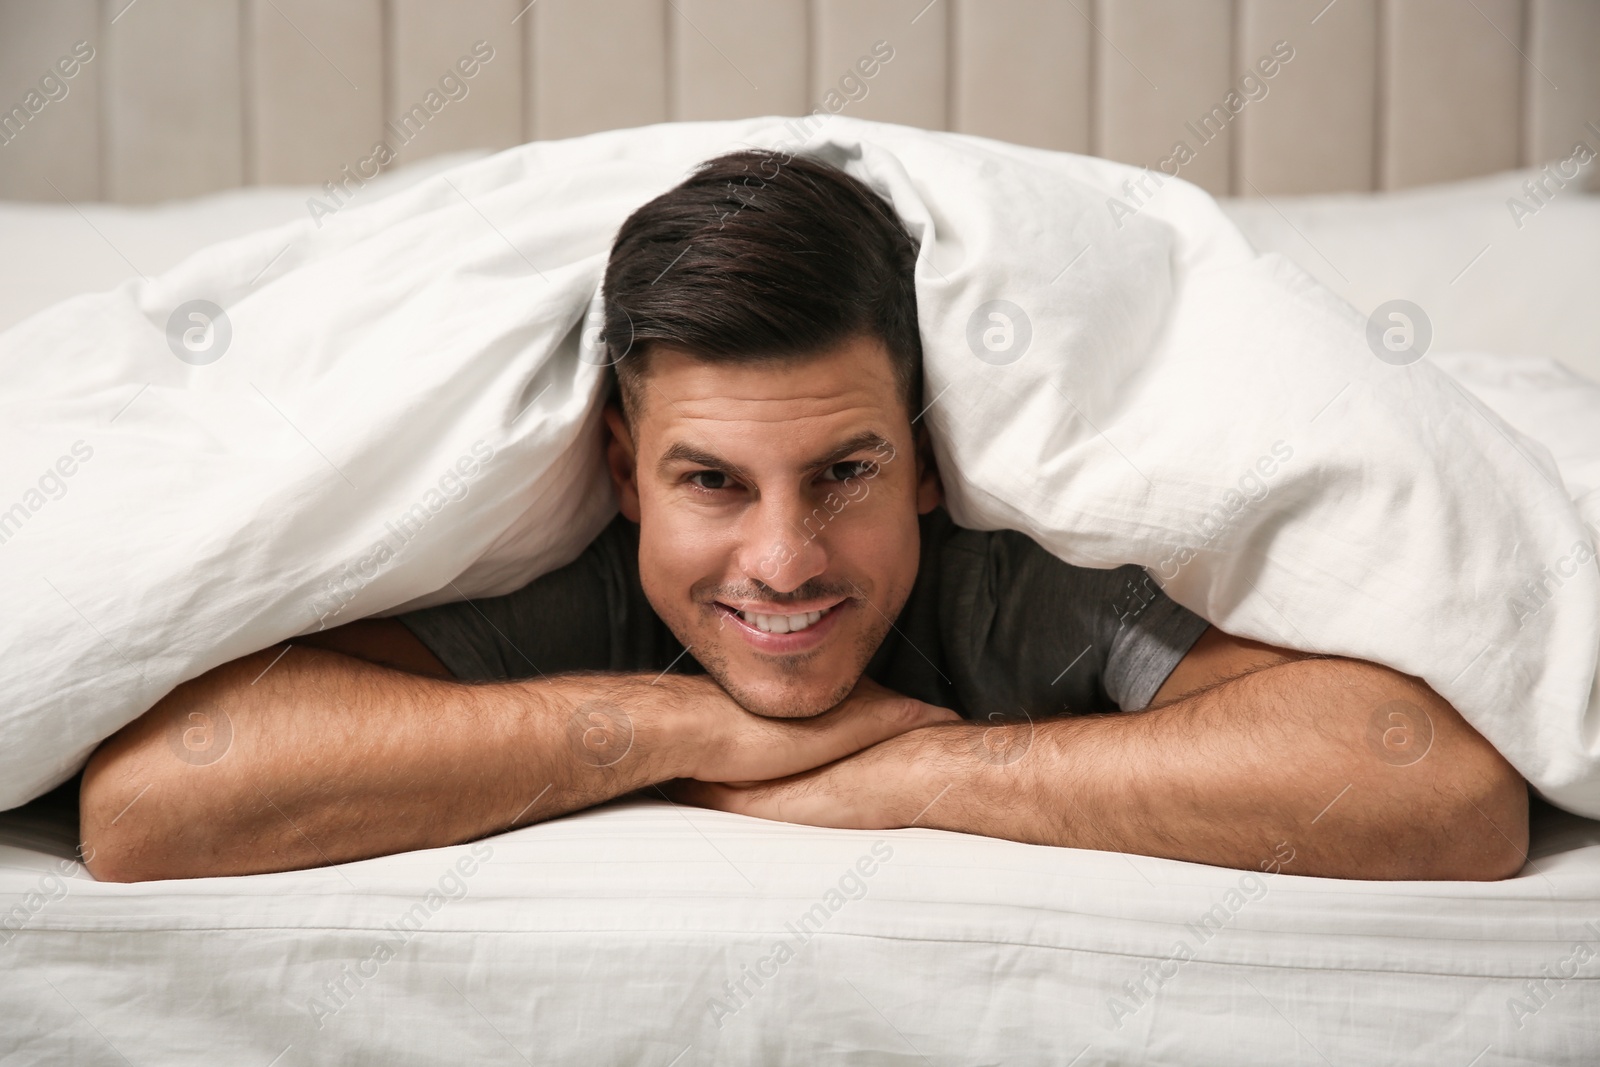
top-left (1, 0), bottom-right (1597, 204)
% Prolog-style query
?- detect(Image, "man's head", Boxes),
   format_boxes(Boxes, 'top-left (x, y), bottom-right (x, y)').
top-left (601, 150), bottom-right (939, 719)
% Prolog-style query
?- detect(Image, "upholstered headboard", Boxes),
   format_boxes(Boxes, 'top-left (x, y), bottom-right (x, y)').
top-left (1, 0), bottom-right (1597, 204)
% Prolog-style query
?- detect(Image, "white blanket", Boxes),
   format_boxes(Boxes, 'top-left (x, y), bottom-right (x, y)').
top-left (2, 116), bottom-right (1597, 817)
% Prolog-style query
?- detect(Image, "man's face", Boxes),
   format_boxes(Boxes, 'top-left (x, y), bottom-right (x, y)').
top-left (605, 335), bottom-right (941, 718)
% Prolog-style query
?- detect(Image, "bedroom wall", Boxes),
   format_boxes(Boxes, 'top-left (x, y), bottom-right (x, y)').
top-left (0, 0), bottom-right (1596, 204)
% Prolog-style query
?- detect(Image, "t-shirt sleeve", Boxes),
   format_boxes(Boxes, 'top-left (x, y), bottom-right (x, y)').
top-left (938, 524), bottom-right (1210, 717)
top-left (1099, 568), bottom-right (1213, 711)
top-left (393, 519), bottom-right (636, 683)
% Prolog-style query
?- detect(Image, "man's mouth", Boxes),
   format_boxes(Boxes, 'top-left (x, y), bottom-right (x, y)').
top-left (713, 598), bottom-right (849, 649)
top-left (737, 607), bottom-right (827, 634)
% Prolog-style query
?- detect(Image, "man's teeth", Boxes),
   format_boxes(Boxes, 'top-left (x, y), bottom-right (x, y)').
top-left (740, 608), bottom-right (826, 634)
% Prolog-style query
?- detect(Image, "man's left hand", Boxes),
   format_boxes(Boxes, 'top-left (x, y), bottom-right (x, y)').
top-left (662, 724), bottom-right (959, 830)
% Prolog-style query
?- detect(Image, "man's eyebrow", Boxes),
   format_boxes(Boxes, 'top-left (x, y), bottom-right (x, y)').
top-left (656, 442), bottom-right (752, 481)
top-left (655, 431), bottom-right (892, 479)
top-left (802, 431), bottom-right (894, 471)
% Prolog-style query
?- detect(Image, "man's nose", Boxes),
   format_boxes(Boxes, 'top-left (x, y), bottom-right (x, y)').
top-left (738, 494), bottom-right (828, 594)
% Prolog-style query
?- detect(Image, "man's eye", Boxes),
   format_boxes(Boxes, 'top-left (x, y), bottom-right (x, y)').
top-left (688, 470), bottom-right (730, 491)
top-left (821, 461), bottom-right (874, 482)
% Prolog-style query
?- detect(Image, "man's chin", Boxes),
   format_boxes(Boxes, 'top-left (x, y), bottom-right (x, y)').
top-left (677, 610), bottom-right (896, 718)
top-left (714, 672), bottom-right (858, 720)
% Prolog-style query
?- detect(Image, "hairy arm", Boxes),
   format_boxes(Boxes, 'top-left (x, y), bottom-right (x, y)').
top-left (80, 620), bottom-right (950, 882)
top-left (673, 629), bottom-right (1530, 880)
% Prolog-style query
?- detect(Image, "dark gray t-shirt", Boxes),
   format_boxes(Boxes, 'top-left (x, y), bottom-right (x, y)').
top-left (397, 508), bottom-right (1210, 718)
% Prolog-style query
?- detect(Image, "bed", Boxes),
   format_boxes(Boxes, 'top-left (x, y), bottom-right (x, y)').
top-left (2, 153), bottom-right (1599, 1064)
top-left (5, 780), bottom-right (1600, 1064)
top-left (4, 3), bottom-right (1600, 1064)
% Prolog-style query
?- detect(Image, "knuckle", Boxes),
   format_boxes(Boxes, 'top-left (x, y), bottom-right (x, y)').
top-left (881, 697), bottom-right (924, 729)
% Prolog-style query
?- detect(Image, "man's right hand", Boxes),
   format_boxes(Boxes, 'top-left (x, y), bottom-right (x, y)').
top-left (78, 620), bottom-right (949, 882)
top-left (681, 674), bottom-right (959, 784)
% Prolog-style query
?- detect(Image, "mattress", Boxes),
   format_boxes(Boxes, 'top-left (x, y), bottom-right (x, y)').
top-left (3, 785), bottom-right (1599, 1066)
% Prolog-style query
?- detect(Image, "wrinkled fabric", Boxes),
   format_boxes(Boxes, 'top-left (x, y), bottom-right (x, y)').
top-left (0, 116), bottom-right (1595, 815)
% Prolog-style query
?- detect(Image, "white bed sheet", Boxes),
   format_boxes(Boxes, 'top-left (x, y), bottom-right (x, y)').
top-left (2, 793), bottom-right (1598, 1066)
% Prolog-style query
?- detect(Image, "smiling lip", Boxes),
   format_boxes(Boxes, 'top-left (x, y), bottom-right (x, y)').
top-left (716, 599), bottom-right (850, 654)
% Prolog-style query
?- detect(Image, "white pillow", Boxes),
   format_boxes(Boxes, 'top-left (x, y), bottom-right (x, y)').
top-left (0, 152), bottom-right (490, 335)
top-left (1218, 162), bottom-right (1600, 384)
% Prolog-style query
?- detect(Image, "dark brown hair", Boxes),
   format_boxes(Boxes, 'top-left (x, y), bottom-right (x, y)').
top-left (602, 149), bottom-right (922, 422)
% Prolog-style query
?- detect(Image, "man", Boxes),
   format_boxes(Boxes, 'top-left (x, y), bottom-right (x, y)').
top-left (80, 152), bottom-right (1528, 883)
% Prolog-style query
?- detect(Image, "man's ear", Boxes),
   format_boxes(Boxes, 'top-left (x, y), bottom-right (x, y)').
top-left (604, 403), bottom-right (642, 522)
top-left (914, 423), bottom-right (943, 515)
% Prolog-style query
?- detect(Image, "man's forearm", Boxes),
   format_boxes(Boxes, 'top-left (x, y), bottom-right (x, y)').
top-left (80, 646), bottom-right (695, 880)
top-left (896, 657), bottom-right (1529, 879)
top-left (81, 645), bottom-right (951, 882)
top-left (682, 656), bottom-right (1529, 880)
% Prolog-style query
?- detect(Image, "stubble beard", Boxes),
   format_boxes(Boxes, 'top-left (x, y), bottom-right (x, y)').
top-left (675, 600), bottom-right (899, 719)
